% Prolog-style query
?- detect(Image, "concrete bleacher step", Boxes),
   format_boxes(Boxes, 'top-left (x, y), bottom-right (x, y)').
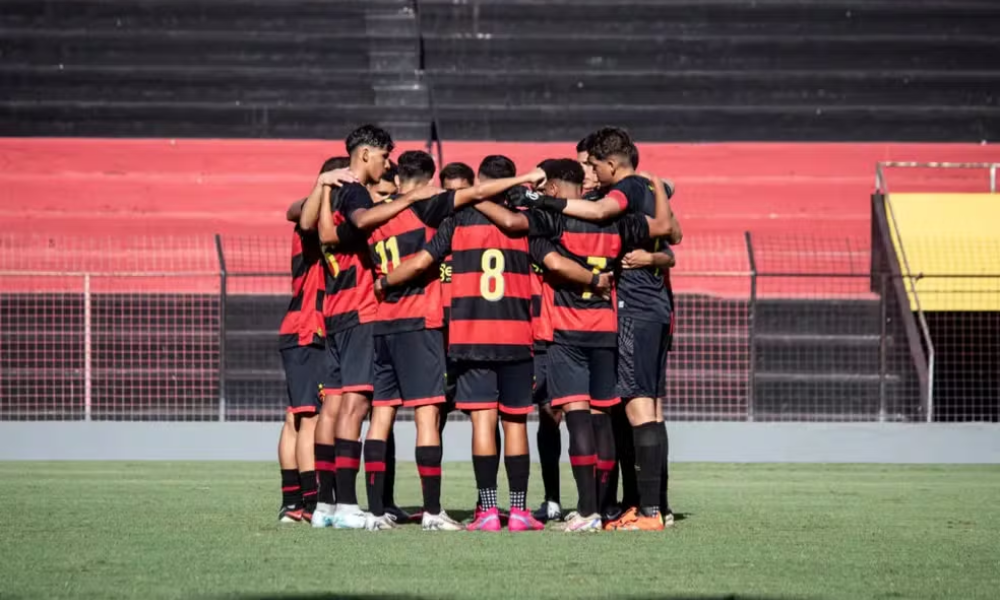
top-left (422, 34), bottom-right (1000, 72)
top-left (418, 0), bottom-right (1000, 37)
top-left (754, 298), bottom-right (882, 336)
top-left (428, 105), bottom-right (999, 143)
top-left (428, 70), bottom-right (1000, 108)
top-left (754, 333), bottom-right (885, 375)
top-left (752, 373), bottom-right (905, 420)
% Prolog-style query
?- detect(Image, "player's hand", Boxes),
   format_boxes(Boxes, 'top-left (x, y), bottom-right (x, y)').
top-left (622, 249), bottom-right (653, 269)
top-left (374, 276), bottom-right (387, 302)
top-left (595, 272), bottom-right (614, 299)
top-left (526, 167), bottom-right (547, 186)
top-left (318, 168), bottom-right (356, 188)
top-left (505, 186), bottom-right (538, 209)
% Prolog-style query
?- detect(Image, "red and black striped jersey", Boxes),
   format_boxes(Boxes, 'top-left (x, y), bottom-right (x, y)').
top-left (322, 183), bottom-right (378, 334)
top-left (279, 227), bottom-right (326, 348)
top-left (606, 175), bottom-right (675, 324)
top-left (368, 191), bottom-right (455, 335)
top-left (440, 253), bottom-right (453, 324)
top-left (528, 209), bottom-right (650, 347)
top-left (425, 207), bottom-right (533, 362)
top-left (529, 237), bottom-right (559, 351)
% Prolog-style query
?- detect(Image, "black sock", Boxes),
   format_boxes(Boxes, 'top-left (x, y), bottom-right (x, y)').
top-left (384, 428), bottom-right (397, 508)
top-left (537, 409), bottom-right (562, 504)
top-left (280, 469), bottom-right (301, 508)
top-left (315, 443), bottom-right (337, 505)
top-left (505, 454), bottom-right (530, 510)
top-left (472, 454), bottom-right (499, 510)
top-left (658, 422), bottom-right (671, 515)
top-left (614, 408), bottom-right (639, 507)
top-left (363, 439), bottom-right (387, 516)
top-left (334, 438), bottom-right (362, 506)
top-left (494, 424), bottom-right (503, 456)
top-left (564, 410), bottom-right (597, 517)
top-left (592, 412), bottom-right (616, 514)
top-left (299, 471), bottom-right (317, 513)
top-left (415, 445), bottom-right (443, 515)
top-left (633, 422), bottom-right (664, 517)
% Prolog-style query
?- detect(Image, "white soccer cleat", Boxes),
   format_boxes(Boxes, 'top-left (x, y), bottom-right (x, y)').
top-left (533, 501), bottom-right (563, 522)
top-left (421, 511), bottom-right (463, 531)
top-left (562, 513), bottom-right (602, 533)
top-left (330, 504), bottom-right (369, 530)
top-left (366, 513), bottom-right (398, 531)
top-left (310, 503), bottom-right (336, 528)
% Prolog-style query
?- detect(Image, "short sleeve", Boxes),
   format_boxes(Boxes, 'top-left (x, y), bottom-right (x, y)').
top-left (526, 210), bottom-right (564, 240)
top-left (338, 183), bottom-right (374, 223)
top-left (529, 237), bottom-right (559, 267)
top-left (411, 190), bottom-right (456, 229)
top-left (617, 214), bottom-right (651, 251)
top-left (607, 176), bottom-right (648, 213)
top-left (424, 216), bottom-right (455, 262)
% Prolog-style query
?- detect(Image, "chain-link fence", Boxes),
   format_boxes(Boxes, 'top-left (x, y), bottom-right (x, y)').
top-left (1, 230), bottom-right (994, 423)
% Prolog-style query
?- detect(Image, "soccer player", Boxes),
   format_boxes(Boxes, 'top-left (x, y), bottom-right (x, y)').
top-left (576, 134), bottom-right (599, 196)
top-left (439, 162), bottom-right (475, 191)
top-left (370, 161), bottom-right (399, 203)
top-left (516, 157), bottom-right (677, 531)
top-left (378, 156), bottom-right (563, 532)
top-left (301, 125), bottom-right (438, 529)
top-left (364, 151), bottom-right (544, 531)
top-left (278, 157), bottom-right (356, 523)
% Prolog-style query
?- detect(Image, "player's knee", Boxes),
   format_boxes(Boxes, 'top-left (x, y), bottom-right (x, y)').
top-left (624, 396), bottom-right (656, 426)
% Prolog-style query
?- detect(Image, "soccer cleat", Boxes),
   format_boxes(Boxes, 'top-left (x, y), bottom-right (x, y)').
top-left (330, 505), bottom-right (369, 530)
top-left (366, 513), bottom-right (397, 531)
top-left (603, 503), bottom-right (625, 523)
top-left (603, 507), bottom-right (638, 531)
top-left (421, 511), bottom-right (463, 531)
top-left (508, 508), bottom-right (545, 532)
top-left (563, 510), bottom-right (580, 522)
top-left (662, 511), bottom-right (676, 528)
top-left (467, 507), bottom-right (502, 532)
top-left (310, 503), bottom-right (336, 528)
top-left (562, 513), bottom-right (602, 532)
top-left (617, 512), bottom-right (665, 531)
top-left (384, 505), bottom-right (413, 523)
top-left (279, 505), bottom-right (303, 523)
top-left (533, 501), bottom-right (563, 523)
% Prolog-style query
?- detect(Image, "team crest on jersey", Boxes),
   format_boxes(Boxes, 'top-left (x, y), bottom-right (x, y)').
top-left (439, 262), bottom-right (452, 283)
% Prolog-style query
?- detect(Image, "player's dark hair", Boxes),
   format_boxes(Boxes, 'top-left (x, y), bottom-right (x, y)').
top-left (628, 144), bottom-right (639, 169)
top-left (397, 150), bottom-right (436, 182)
top-left (478, 155), bottom-right (516, 180)
top-left (439, 162), bottom-right (475, 186)
top-left (576, 133), bottom-right (597, 154)
top-left (319, 156), bottom-right (350, 175)
top-left (380, 161), bottom-right (398, 183)
top-left (538, 158), bottom-right (585, 185)
top-left (588, 127), bottom-right (636, 163)
top-left (345, 123), bottom-right (395, 154)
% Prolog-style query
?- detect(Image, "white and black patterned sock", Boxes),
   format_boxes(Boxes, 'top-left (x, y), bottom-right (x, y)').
top-left (478, 487), bottom-right (498, 510)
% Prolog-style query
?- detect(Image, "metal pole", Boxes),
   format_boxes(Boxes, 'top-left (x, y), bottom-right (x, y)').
top-left (83, 274), bottom-right (92, 421)
top-left (215, 234), bottom-right (228, 423)
top-left (990, 164), bottom-right (996, 193)
top-left (744, 231), bottom-right (757, 422)
top-left (927, 351), bottom-right (935, 423)
top-left (877, 273), bottom-right (888, 423)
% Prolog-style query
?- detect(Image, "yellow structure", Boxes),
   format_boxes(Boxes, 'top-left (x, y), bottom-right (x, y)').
top-left (885, 193), bottom-right (1000, 311)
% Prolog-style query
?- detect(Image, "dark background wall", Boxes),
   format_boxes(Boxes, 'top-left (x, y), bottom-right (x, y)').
top-left (1, 0), bottom-right (998, 141)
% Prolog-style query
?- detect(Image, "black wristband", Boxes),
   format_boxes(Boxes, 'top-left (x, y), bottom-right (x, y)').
top-left (377, 275), bottom-right (388, 289)
top-left (590, 273), bottom-right (601, 289)
top-left (538, 195), bottom-right (568, 212)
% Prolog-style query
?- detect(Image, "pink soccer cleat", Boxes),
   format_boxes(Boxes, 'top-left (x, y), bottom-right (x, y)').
top-left (466, 507), bottom-right (502, 532)
top-left (507, 508), bottom-right (545, 532)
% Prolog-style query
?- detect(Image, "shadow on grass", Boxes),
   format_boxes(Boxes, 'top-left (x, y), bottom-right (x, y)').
top-left (218, 593), bottom-right (815, 600)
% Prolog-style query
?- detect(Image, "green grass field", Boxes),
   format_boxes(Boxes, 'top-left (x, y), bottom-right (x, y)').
top-left (1, 462), bottom-right (998, 600)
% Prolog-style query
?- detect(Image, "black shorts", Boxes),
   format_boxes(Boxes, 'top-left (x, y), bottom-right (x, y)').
top-left (547, 343), bottom-right (619, 409)
top-left (327, 322), bottom-right (375, 395)
top-left (373, 329), bottom-right (447, 408)
top-left (453, 359), bottom-right (534, 415)
top-left (533, 344), bottom-right (549, 405)
top-left (280, 345), bottom-right (336, 414)
top-left (617, 316), bottom-right (671, 400)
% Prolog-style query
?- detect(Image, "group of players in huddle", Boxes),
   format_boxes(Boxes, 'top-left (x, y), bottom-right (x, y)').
top-left (275, 123), bottom-right (681, 533)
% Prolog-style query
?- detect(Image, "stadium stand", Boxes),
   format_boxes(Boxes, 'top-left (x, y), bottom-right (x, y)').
top-left (1, 0), bottom-right (998, 140)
